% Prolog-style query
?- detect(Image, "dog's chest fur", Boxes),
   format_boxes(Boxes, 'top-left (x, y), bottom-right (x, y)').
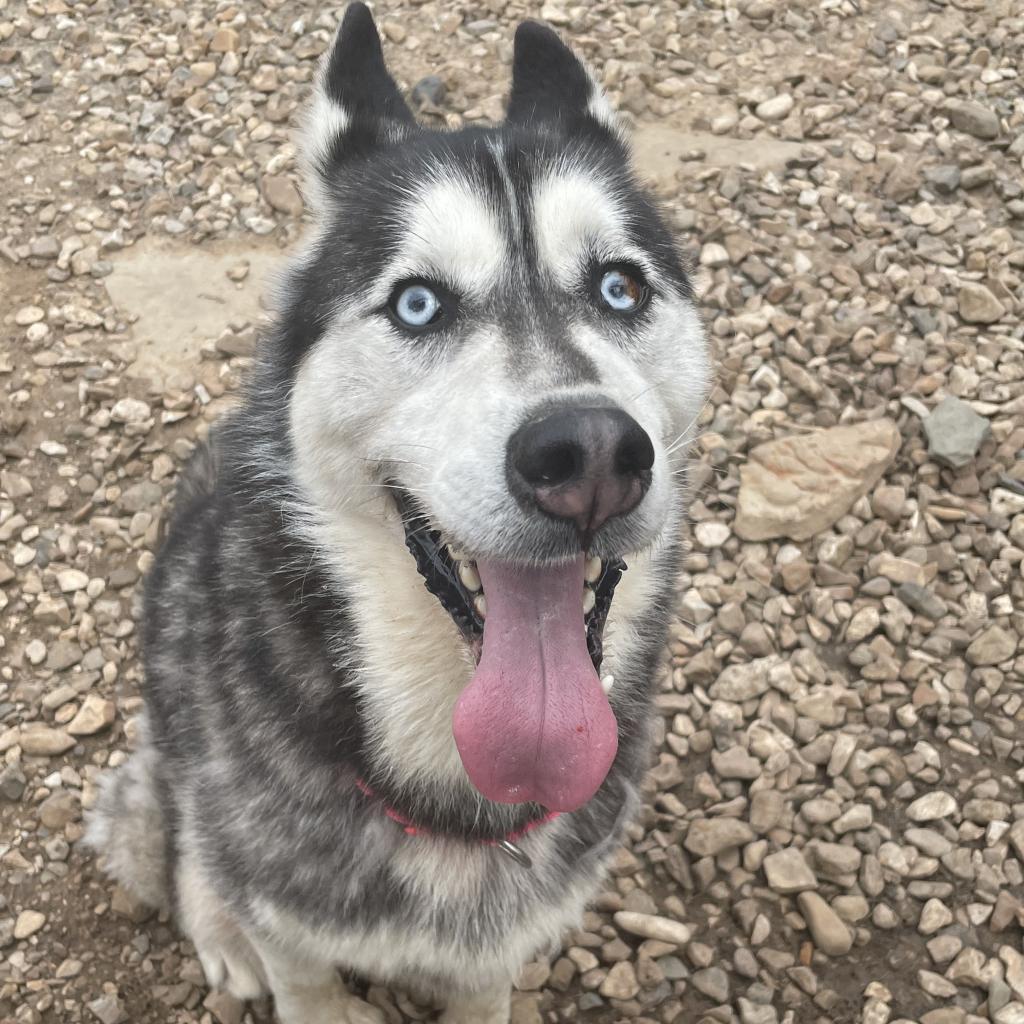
top-left (140, 476), bottom-right (667, 993)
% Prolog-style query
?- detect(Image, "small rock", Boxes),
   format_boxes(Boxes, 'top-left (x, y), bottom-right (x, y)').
top-left (19, 725), bottom-right (75, 756)
top-left (958, 282), bottom-right (1006, 324)
top-left (209, 27), bottom-right (240, 53)
top-left (695, 521), bottom-right (731, 548)
top-left (57, 568), bottom-right (90, 593)
top-left (896, 583), bottom-right (947, 620)
top-left (919, 898), bottom-right (954, 935)
top-left (599, 960), bottom-right (640, 999)
top-left (922, 397), bottom-right (991, 469)
top-left (14, 909), bottom-right (46, 939)
top-left (411, 75), bottom-right (447, 110)
top-left (262, 174), bottom-right (304, 218)
top-left (756, 94), bottom-right (794, 121)
top-left (110, 398), bottom-right (152, 425)
top-left (685, 818), bottom-right (755, 857)
top-left (949, 100), bottom-right (1000, 139)
top-left (38, 789), bottom-right (80, 829)
top-left (613, 911), bottom-right (691, 947)
top-left (87, 993), bottom-right (127, 1024)
top-left (693, 966), bottom-right (730, 1002)
top-left (15, 304), bottom-right (45, 325)
top-left (907, 792), bottom-right (957, 822)
top-left (797, 892), bottom-right (852, 956)
top-left (67, 693), bottom-right (116, 736)
top-left (763, 848), bottom-right (817, 894)
top-left (966, 626), bottom-right (1016, 666)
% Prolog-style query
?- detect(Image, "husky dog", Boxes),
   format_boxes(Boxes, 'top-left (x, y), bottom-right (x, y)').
top-left (88, 5), bottom-right (708, 1021)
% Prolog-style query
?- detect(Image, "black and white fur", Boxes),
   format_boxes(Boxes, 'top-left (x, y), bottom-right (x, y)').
top-left (88, 6), bottom-right (709, 1021)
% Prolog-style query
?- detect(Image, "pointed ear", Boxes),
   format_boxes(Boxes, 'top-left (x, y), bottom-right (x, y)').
top-left (300, 3), bottom-right (414, 206)
top-left (506, 21), bottom-right (620, 136)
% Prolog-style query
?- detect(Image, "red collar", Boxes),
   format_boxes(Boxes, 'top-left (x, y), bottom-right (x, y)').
top-left (355, 777), bottom-right (560, 867)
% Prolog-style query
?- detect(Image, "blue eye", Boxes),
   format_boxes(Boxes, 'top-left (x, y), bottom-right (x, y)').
top-left (392, 283), bottom-right (443, 328)
top-left (599, 267), bottom-right (648, 313)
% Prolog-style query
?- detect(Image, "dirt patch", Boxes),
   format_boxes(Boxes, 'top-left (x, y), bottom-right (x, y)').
top-left (104, 238), bottom-right (284, 389)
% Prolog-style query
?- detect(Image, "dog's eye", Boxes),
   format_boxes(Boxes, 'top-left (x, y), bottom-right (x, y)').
top-left (391, 283), bottom-right (443, 329)
top-left (598, 267), bottom-right (648, 314)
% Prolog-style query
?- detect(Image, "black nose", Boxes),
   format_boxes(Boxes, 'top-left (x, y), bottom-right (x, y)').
top-left (507, 405), bottom-right (655, 538)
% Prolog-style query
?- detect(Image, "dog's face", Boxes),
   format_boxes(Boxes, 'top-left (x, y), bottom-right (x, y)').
top-left (285, 4), bottom-right (709, 812)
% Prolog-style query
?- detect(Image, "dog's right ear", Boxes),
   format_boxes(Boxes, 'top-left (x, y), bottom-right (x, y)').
top-left (300, 2), bottom-right (414, 207)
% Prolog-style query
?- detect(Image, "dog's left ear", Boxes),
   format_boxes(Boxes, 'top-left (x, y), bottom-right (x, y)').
top-left (301, 2), bottom-right (414, 206)
top-left (506, 21), bottom-right (620, 136)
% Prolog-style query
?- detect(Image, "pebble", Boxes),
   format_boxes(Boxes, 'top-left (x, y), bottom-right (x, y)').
top-left (599, 961), bottom-right (640, 999)
top-left (949, 100), bottom-right (1001, 139)
top-left (797, 893), bottom-right (853, 956)
top-left (15, 304), bottom-right (45, 325)
top-left (14, 909), bottom-right (47, 939)
top-left (18, 725), bottom-right (76, 756)
top-left (685, 818), bottom-right (756, 857)
top-left (958, 282), bottom-right (1007, 324)
top-left (613, 911), bottom-right (691, 947)
top-left (763, 848), bottom-right (817, 894)
top-left (67, 694), bottom-right (117, 736)
top-left (966, 626), bottom-right (1017, 667)
top-left (755, 94), bottom-right (794, 121)
top-left (922, 397), bottom-right (991, 469)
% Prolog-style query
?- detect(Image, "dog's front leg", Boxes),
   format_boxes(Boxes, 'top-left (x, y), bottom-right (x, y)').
top-left (440, 984), bottom-right (510, 1024)
top-left (256, 944), bottom-right (385, 1024)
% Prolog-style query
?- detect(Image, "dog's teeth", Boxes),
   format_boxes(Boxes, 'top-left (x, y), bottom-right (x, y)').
top-left (458, 561), bottom-right (481, 592)
top-left (474, 595), bottom-right (487, 620)
top-left (582, 588), bottom-right (596, 615)
top-left (601, 674), bottom-right (614, 695)
top-left (448, 546), bottom-right (468, 562)
top-left (585, 556), bottom-right (602, 584)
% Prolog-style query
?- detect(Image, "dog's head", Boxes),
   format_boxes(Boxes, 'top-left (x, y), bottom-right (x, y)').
top-left (282, 3), bottom-right (709, 812)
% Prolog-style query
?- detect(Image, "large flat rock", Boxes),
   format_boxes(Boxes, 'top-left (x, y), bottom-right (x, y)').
top-left (734, 419), bottom-right (901, 542)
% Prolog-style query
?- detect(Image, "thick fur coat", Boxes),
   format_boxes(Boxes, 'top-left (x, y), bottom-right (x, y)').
top-left (88, 6), bottom-right (709, 1022)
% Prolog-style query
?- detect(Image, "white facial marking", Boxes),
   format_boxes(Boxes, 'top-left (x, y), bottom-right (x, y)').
top-left (394, 174), bottom-right (508, 298)
top-left (532, 169), bottom-right (636, 287)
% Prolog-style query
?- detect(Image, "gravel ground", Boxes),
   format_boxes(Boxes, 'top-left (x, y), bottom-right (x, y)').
top-left (2, 0), bottom-right (1023, 1022)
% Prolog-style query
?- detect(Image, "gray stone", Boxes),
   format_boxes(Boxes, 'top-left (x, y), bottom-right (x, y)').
top-left (692, 966), bottom-right (730, 1002)
top-left (959, 282), bottom-right (1007, 324)
top-left (949, 100), bottom-right (1000, 139)
top-left (896, 582), bottom-right (947, 620)
top-left (922, 397), bottom-right (991, 468)
top-left (763, 848), bottom-right (817, 894)
top-left (907, 791), bottom-right (957, 821)
top-left (684, 818), bottom-right (755, 857)
top-left (966, 625), bottom-right (1017, 666)
top-left (411, 75), bottom-right (447, 109)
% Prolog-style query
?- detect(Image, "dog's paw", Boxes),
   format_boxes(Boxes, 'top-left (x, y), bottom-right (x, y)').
top-left (197, 940), bottom-right (267, 1001)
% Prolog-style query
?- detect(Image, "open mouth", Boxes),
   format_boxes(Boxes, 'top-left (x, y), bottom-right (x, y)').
top-left (397, 493), bottom-right (625, 673)
top-left (394, 489), bottom-right (627, 812)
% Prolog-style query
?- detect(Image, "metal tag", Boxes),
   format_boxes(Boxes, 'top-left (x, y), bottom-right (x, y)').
top-left (496, 839), bottom-right (532, 869)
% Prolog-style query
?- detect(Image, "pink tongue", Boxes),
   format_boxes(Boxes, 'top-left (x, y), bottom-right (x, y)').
top-left (452, 557), bottom-right (618, 812)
